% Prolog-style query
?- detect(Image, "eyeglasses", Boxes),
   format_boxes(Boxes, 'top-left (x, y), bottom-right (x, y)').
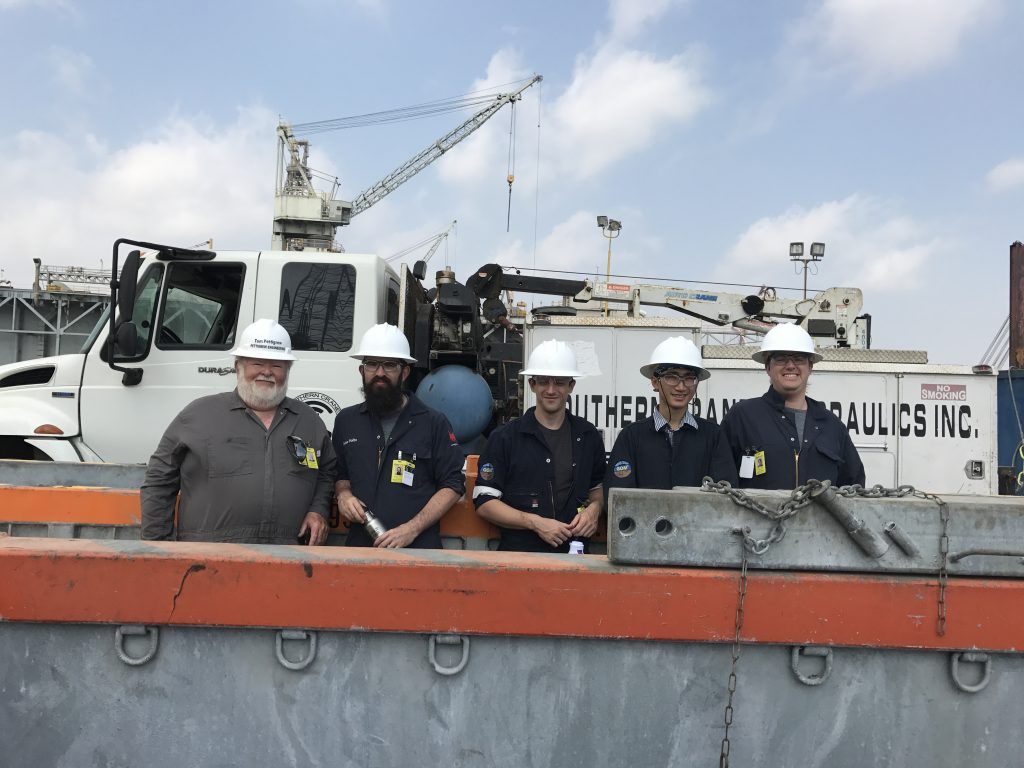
top-left (531, 376), bottom-right (573, 388)
top-left (362, 360), bottom-right (403, 373)
top-left (657, 372), bottom-right (699, 388)
top-left (770, 354), bottom-right (811, 367)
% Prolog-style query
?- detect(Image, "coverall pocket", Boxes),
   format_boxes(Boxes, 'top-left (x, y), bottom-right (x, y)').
top-left (207, 436), bottom-right (253, 477)
top-left (814, 442), bottom-right (842, 462)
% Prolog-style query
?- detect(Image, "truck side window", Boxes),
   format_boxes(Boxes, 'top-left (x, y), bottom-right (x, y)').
top-left (279, 263), bottom-right (356, 352)
top-left (386, 277), bottom-right (400, 326)
top-left (156, 262), bottom-right (244, 349)
top-left (114, 263), bottom-right (164, 361)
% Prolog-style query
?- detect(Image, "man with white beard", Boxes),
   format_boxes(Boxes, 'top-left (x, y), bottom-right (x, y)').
top-left (141, 319), bottom-right (336, 544)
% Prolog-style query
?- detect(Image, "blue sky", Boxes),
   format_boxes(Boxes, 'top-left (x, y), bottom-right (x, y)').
top-left (1, 0), bottom-right (1021, 364)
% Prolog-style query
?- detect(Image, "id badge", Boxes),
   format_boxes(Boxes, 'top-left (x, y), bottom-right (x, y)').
top-left (739, 455), bottom-right (755, 479)
top-left (391, 459), bottom-right (415, 485)
top-left (304, 447), bottom-right (319, 470)
top-left (754, 450), bottom-right (766, 476)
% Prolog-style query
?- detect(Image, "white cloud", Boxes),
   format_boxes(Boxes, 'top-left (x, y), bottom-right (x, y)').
top-left (48, 46), bottom-right (95, 98)
top-left (549, 45), bottom-right (710, 179)
top-left (0, 107), bottom-right (275, 286)
top-left (438, 2), bottom-right (710, 189)
top-left (718, 195), bottom-right (938, 293)
top-left (986, 157), bottom-right (1024, 192)
top-left (609, 0), bottom-right (680, 42)
top-left (789, 0), bottom-right (999, 86)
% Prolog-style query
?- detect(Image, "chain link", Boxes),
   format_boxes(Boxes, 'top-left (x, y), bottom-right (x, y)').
top-left (701, 477), bottom-right (951, 633)
top-left (720, 531), bottom-right (748, 768)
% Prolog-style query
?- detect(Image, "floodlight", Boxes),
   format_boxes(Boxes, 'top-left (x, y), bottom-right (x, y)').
top-left (597, 215), bottom-right (608, 228)
top-left (789, 242), bottom-right (804, 259)
top-left (810, 242), bottom-right (825, 259)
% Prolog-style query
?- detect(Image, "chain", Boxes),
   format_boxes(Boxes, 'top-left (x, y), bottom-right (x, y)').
top-left (703, 478), bottom-right (951, 635)
top-left (700, 478), bottom-right (818, 554)
top-left (720, 531), bottom-right (748, 768)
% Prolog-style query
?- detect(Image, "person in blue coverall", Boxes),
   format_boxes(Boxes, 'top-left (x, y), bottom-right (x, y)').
top-left (473, 340), bottom-right (606, 553)
top-left (720, 323), bottom-right (864, 490)
top-left (604, 336), bottom-right (737, 500)
top-left (333, 324), bottom-right (465, 548)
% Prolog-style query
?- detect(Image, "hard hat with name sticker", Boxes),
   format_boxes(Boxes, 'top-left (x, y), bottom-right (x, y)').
top-left (230, 319), bottom-right (296, 361)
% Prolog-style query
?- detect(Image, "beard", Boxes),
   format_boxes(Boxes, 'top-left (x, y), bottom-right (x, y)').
top-left (363, 376), bottom-right (404, 415)
top-left (236, 371), bottom-right (288, 411)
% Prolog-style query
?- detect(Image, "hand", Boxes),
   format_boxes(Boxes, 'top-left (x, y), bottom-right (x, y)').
top-left (336, 493), bottom-right (367, 525)
top-left (531, 516), bottom-right (574, 548)
top-left (568, 504), bottom-right (601, 538)
top-left (374, 522), bottom-right (418, 549)
top-left (298, 511), bottom-right (330, 546)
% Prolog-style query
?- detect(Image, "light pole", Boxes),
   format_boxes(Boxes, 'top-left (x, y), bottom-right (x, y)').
top-left (597, 215), bottom-right (622, 316)
top-left (789, 241), bottom-right (824, 299)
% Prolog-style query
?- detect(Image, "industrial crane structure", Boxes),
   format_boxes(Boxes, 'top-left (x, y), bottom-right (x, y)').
top-left (272, 76), bottom-right (542, 252)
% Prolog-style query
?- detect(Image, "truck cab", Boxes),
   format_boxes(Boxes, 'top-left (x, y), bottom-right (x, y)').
top-left (0, 244), bottom-right (400, 462)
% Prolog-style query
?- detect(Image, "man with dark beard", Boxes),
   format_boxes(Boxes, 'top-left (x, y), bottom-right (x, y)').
top-left (332, 324), bottom-right (464, 548)
top-left (141, 319), bottom-right (336, 544)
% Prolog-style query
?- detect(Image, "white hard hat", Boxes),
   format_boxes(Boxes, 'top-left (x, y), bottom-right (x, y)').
top-left (521, 340), bottom-right (581, 378)
top-left (640, 336), bottom-right (710, 380)
top-left (752, 323), bottom-right (822, 364)
top-left (351, 323), bottom-right (416, 363)
top-left (230, 319), bottom-right (296, 361)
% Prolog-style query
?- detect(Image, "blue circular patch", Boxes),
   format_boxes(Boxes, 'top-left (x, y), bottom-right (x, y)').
top-left (613, 460), bottom-right (632, 479)
top-left (479, 463), bottom-right (495, 481)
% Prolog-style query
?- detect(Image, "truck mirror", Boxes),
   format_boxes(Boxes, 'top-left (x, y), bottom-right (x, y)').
top-left (115, 321), bottom-right (138, 358)
top-left (117, 250), bottom-right (141, 321)
top-left (413, 260), bottom-right (427, 281)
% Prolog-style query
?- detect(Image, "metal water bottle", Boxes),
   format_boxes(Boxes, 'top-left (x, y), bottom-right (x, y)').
top-left (363, 508), bottom-right (388, 542)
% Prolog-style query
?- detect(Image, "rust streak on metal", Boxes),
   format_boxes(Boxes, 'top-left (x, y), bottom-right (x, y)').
top-left (1, 537), bottom-right (1023, 652)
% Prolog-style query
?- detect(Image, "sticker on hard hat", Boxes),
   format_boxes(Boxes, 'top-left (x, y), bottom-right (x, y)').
top-left (251, 337), bottom-right (286, 351)
top-left (479, 463), bottom-right (495, 481)
top-left (296, 391), bottom-right (342, 416)
top-left (613, 460), bottom-right (632, 479)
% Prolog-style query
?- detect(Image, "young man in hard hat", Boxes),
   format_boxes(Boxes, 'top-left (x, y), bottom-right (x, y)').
top-left (141, 319), bottom-right (336, 544)
top-left (333, 323), bottom-right (465, 548)
top-left (605, 336), bottom-right (737, 498)
top-left (720, 323), bottom-right (865, 490)
top-left (474, 340), bottom-right (606, 552)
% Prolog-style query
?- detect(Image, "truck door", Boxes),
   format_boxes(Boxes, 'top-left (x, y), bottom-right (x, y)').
top-left (79, 258), bottom-right (251, 462)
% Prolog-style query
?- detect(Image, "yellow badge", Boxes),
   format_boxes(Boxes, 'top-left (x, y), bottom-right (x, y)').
top-left (304, 447), bottom-right (319, 469)
top-left (391, 458), bottom-right (415, 485)
top-left (754, 450), bottom-right (766, 476)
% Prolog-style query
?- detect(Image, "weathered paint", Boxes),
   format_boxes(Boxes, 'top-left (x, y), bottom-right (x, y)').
top-left (1, 537), bottom-right (1021, 651)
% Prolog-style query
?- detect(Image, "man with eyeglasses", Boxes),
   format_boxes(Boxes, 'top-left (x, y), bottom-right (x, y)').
top-left (720, 323), bottom-right (864, 490)
top-left (474, 340), bottom-right (606, 552)
top-left (142, 319), bottom-right (336, 544)
top-left (332, 324), bottom-right (464, 548)
top-left (605, 337), bottom-right (737, 498)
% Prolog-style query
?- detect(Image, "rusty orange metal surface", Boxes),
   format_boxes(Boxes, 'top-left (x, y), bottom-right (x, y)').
top-left (0, 486), bottom-right (142, 525)
top-left (1, 537), bottom-right (1021, 652)
top-left (0, 454), bottom-right (607, 542)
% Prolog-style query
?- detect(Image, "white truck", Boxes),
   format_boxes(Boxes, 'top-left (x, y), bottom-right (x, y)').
top-left (0, 239), bottom-right (998, 495)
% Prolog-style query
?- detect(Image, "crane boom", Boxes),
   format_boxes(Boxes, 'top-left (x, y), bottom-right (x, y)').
top-left (349, 76), bottom-right (541, 217)
top-left (272, 76), bottom-right (542, 252)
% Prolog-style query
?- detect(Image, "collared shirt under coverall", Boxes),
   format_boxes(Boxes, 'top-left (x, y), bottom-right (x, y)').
top-left (719, 387), bottom-right (865, 490)
top-left (332, 393), bottom-right (465, 548)
top-left (141, 391), bottom-right (336, 543)
top-left (604, 410), bottom-right (738, 500)
top-left (473, 407), bottom-right (607, 552)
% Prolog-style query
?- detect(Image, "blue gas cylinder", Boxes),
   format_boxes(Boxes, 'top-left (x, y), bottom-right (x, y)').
top-left (415, 365), bottom-right (494, 443)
